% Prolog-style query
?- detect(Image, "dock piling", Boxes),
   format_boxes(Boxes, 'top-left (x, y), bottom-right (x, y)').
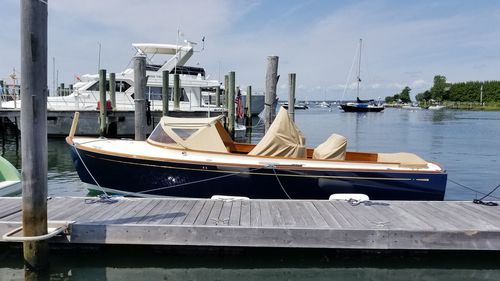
top-left (245, 85), bottom-right (252, 126)
top-left (228, 72), bottom-right (236, 137)
top-left (0, 80), bottom-right (4, 109)
top-left (162, 70), bottom-right (169, 116)
top-left (173, 74), bottom-right (180, 111)
top-left (20, 0), bottom-right (49, 270)
top-left (264, 56), bottom-right (279, 132)
top-left (215, 86), bottom-right (221, 107)
top-left (134, 54), bottom-right (147, 141)
top-left (109, 73), bottom-right (116, 111)
top-left (224, 75), bottom-right (229, 109)
top-left (98, 69), bottom-right (107, 137)
top-left (288, 73), bottom-right (296, 121)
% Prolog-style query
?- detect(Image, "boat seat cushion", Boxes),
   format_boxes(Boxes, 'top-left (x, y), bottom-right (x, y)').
top-left (313, 134), bottom-right (347, 160)
top-left (377, 152), bottom-right (428, 168)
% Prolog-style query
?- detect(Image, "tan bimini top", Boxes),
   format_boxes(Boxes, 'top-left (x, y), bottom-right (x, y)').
top-left (148, 115), bottom-right (232, 153)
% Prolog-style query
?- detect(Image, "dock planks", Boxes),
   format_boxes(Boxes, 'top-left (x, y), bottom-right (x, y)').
top-left (1, 197), bottom-right (500, 250)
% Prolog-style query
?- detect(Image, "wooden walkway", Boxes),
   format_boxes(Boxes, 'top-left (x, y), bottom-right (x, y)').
top-left (1, 197), bottom-right (500, 250)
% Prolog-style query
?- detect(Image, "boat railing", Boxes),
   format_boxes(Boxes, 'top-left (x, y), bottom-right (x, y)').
top-left (0, 85), bottom-right (20, 108)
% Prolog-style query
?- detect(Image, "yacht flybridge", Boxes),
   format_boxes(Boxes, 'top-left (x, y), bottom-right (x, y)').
top-left (3, 42), bottom-right (222, 112)
top-left (68, 107), bottom-right (447, 200)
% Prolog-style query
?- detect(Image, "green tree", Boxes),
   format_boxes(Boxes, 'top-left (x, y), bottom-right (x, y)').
top-left (431, 75), bottom-right (447, 101)
top-left (415, 90), bottom-right (431, 102)
top-left (385, 96), bottom-right (395, 103)
top-left (399, 86), bottom-right (412, 103)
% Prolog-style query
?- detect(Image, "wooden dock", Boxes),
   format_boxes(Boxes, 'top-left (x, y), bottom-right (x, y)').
top-left (1, 197), bottom-right (500, 250)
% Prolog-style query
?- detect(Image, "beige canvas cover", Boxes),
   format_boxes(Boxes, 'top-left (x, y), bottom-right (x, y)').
top-left (149, 115), bottom-right (230, 153)
top-left (313, 134), bottom-right (347, 160)
top-left (378, 152), bottom-right (428, 168)
top-left (248, 107), bottom-right (306, 158)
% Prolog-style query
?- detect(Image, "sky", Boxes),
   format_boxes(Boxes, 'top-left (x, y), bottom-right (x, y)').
top-left (1, 0), bottom-right (499, 101)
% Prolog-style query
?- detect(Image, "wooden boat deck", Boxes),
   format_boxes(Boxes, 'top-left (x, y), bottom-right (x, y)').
top-left (1, 197), bottom-right (500, 250)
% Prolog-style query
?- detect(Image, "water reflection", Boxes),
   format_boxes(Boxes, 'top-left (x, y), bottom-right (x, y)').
top-left (1, 248), bottom-right (500, 281)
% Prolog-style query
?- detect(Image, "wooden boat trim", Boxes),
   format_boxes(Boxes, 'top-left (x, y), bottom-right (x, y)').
top-left (144, 138), bottom-right (407, 167)
top-left (66, 137), bottom-right (445, 174)
top-left (85, 153), bottom-right (429, 182)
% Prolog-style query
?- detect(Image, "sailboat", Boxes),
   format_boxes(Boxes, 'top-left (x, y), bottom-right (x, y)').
top-left (340, 39), bottom-right (384, 113)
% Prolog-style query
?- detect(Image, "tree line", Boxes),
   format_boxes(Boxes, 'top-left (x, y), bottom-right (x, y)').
top-left (385, 75), bottom-right (500, 104)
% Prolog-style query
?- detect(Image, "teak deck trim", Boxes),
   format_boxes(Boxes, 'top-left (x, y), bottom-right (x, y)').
top-left (1, 197), bottom-right (499, 250)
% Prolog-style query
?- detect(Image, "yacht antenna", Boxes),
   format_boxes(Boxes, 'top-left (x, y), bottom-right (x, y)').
top-left (97, 41), bottom-right (102, 72)
top-left (175, 28), bottom-right (181, 75)
top-left (356, 38), bottom-right (362, 99)
top-left (52, 57), bottom-right (55, 96)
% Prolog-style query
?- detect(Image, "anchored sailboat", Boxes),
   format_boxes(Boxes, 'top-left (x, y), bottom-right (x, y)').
top-left (340, 39), bottom-right (384, 113)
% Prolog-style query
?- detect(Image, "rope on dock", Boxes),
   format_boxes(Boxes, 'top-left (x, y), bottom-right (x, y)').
top-left (448, 178), bottom-right (500, 207)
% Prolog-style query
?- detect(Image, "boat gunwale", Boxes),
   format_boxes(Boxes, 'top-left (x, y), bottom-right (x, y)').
top-left (66, 137), bottom-right (446, 175)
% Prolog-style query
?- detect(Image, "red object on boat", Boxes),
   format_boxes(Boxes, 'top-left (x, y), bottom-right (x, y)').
top-left (96, 100), bottom-right (113, 110)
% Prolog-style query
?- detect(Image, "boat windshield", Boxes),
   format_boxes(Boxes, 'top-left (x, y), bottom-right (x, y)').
top-left (147, 115), bottom-right (230, 153)
top-left (149, 124), bottom-right (176, 145)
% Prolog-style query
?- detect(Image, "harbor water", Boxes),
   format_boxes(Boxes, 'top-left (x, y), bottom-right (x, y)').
top-left (1, 106), bottom-right (498, 200)
top-left (1, 106), bottom-right (500, 280)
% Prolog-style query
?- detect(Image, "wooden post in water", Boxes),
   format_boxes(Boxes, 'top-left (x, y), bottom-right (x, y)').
top-left (162, 70), bottom-right (169, 116)
top-left (173, 73), bottom-right (180, 110)
top-left (245, 85), bottom-right (252, 126)
top-left (21, 0), bottom-right (49, 271)
top-left (228, 71), bottom-right (236, 137)
top-left (224, 75), bottom-right (229, 108)
top-left (98, 69), bottom-right (107, 137)
top-left (288, 73), bottom-right (296, 122)
top-left (264, 56), bottom-right (279, 132)
top-left (215, 86), bottom-right (221, 107)
top-left (109, 73), bottom-right (116, 111)
top-left (0, 80), bottom-right (4, 109)
top-left (134, 54), bottom-right (147, 141)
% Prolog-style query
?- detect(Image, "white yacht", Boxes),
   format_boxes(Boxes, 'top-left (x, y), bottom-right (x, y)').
top-left (2, 42), bottom-right (264, 136)
top-left (3, 42), bottom-right (222, 112)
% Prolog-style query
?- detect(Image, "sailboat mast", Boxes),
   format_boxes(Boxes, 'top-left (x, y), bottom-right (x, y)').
top-left (356, 38), bottom-right (362, 99)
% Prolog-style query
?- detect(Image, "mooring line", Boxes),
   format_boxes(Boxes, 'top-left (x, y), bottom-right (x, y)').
top-left (72, 144), bottom-right (117, 203)
top-left (447, 178), bottom-right (500, 200)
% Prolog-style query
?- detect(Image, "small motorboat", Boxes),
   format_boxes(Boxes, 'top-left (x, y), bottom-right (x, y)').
top-left (319, 101), bottom-right (331, 108)
top-left (428, 105), bottom-right (446, 110)
top-left (282, 103), bottom-right (308, 110)
top-left (0, 156), bottom-right (21, 197)
top-left (67, 107), bottom-right (447, 200)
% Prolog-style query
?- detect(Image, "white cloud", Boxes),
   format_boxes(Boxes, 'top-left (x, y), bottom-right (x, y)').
top-left (1, 1), bottom-right (500, 101)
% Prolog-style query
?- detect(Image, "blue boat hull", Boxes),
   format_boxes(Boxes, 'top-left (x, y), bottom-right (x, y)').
top-left (340, 104), bottom-right (384, 112)
top-left (70, 146), bottom-right (446, 200)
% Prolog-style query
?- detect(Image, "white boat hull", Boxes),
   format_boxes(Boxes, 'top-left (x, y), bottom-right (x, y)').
top-left (0, 180), bottom-right (21, 197)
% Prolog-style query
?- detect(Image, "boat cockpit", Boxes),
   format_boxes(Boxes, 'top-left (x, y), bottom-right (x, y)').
top-left (147, 107), bottom-right (430, 169)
